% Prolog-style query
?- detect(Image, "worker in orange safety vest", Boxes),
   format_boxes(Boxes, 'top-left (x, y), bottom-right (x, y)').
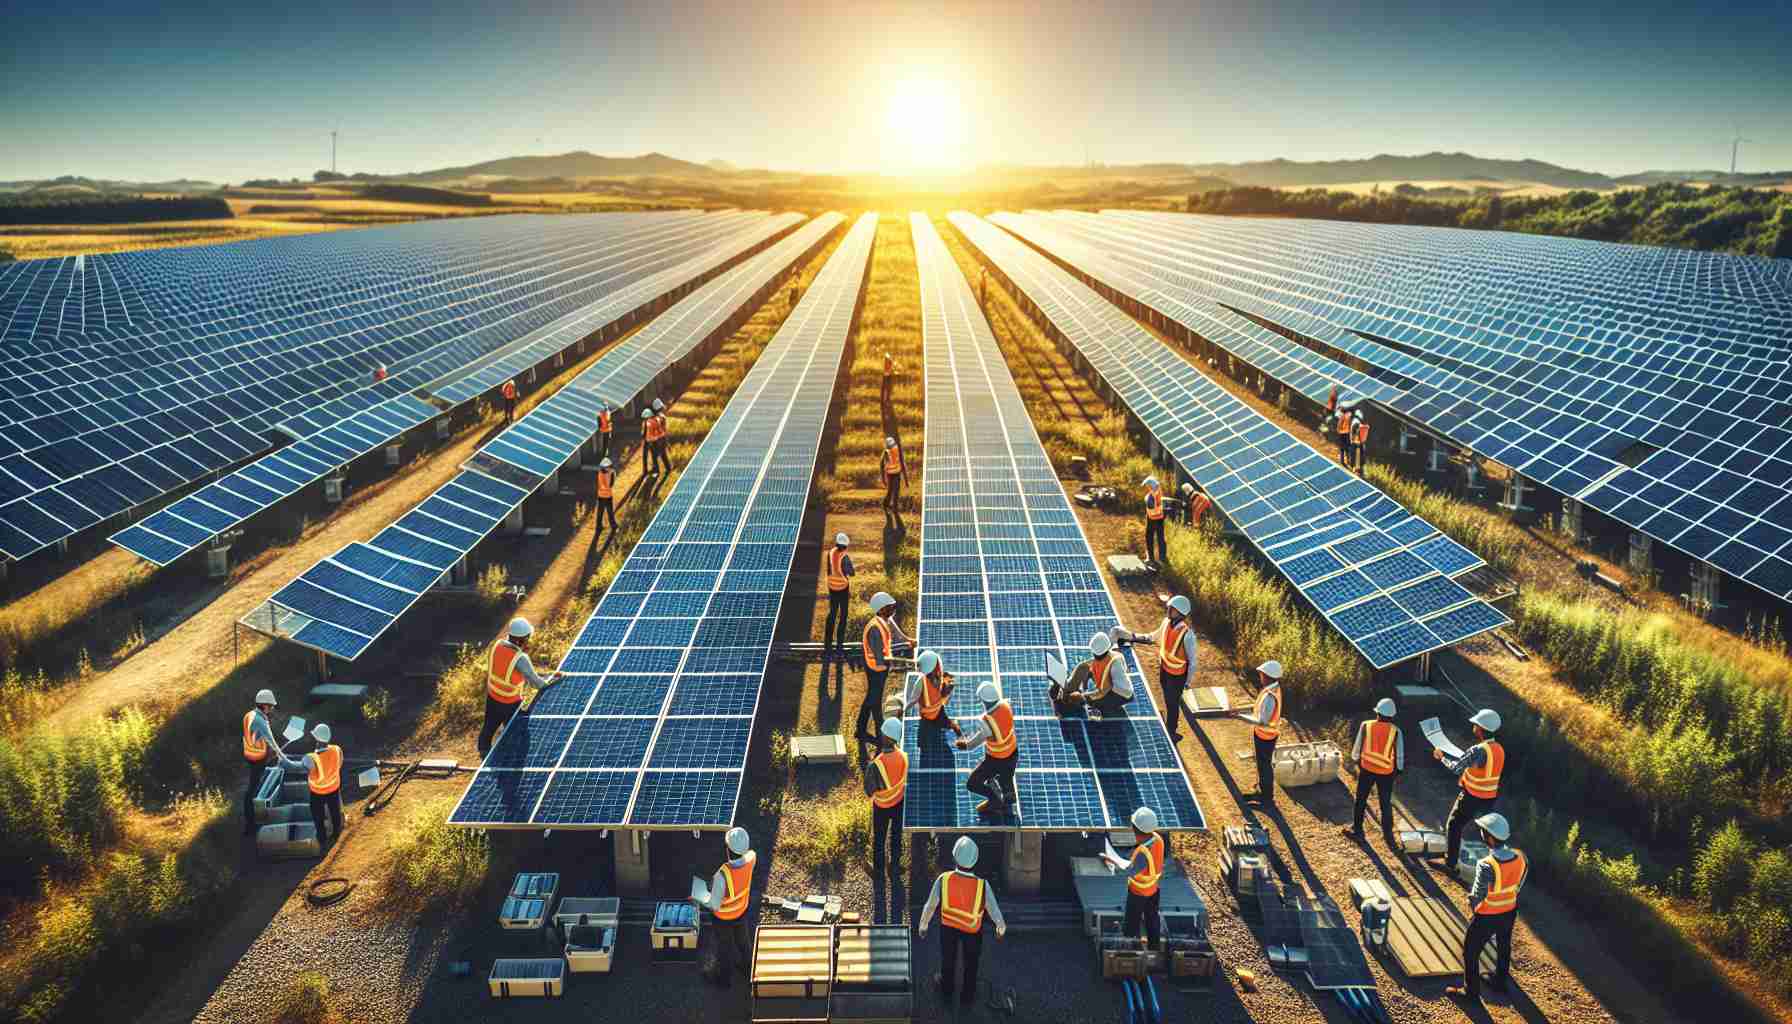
top-left (1233, 660), bottom-right (1284, 810)
top-left (302, 722), bottom-right (345, 845)
top-left (649, 398), bottom-right (671, 476)
top-left (1352, 409), bottom-right (1371, 473)
top-left (501, 378), bottom-right (518, 423)
top-left (594, 458), bottom-right (617, 537)
top-left (1100, 807), bottom-right (1168, 949)
top-left (1343, 698), bottom-right (1404, 847)
top-left (904, 649), bottom-right (963, 739)
top-left (858, 591), bottom-right (914, 751)
top-left (1446, 813), bottom-right (1527, 1003)
top-left (918, 836), bottom-right (1007, 1007)
top-left (595, 401), bottom-right (615, 463)
top-left (477, 617), bottom-right (557, 756)
top-left (1437, 708), bottom-right (1505, 872)
top-left (882, 437), bottom-right (905, 525)
top-left (880, 351), bottom-right (898, 407)
top-left (958, 682), bottom-right (1019, 816)
top-left (1142, 475), bottom-right (1167, 565)
top-left (1334, 404), bottom-right (1353, 464)
top-left (241, 688), bottom-right (305, 835)
top-left (695, 827), bottom-right (757, 987)
top-left (862, 717), bottom-right (908, 878)
top-left (824, 532), bottom-right (855, 661)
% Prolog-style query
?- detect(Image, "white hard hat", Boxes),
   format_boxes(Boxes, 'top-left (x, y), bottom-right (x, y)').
top-left (1375, 698), bottom-right (1396, 717)
top-left (885, 437), bottom-right (897, 449)
top-left (917, 650), bottom-right (941, 675)
top-left (1131, 806), bottom-right (1158, 832)
top-left (1475, 812), bottom-right (1511, 842)
top-left (1143, 475), bottom-right (1159, 488)
top-left (600, 458), bottom-right (612, 468)
top-left (881, 717), bottom-right (904, 743)
top-left (1258, 660), bottom-right (1283, 681)
top-left (835, 532), bottom-right (850, 547)
top-left (1089, 631), bottom-right (1113, 656)
top-left (312, 723), bottom-right (331, 744)
top-left (953, 836), bottom-right (979, 868)
top-left (601, 400), bottom-right (611, 409)
top-left (1470, 708), bottom-right (1502, 733)
top-left (869, 591), bottom-right (896, 613)
top-left (254, 688), bottom-right (278, 707)
top-left (1167, 595), bottom-right (1191, 616)
top-left (509, 617), bottom-right (533, 639)
top-left (642, 408), bottom-right (653, 419)
top-left (977, 682), bottom-right (1001, 704)
top-left (652, 398), bottom-right (665, 411)
top-left (726, 827), bottom-right (751, 855)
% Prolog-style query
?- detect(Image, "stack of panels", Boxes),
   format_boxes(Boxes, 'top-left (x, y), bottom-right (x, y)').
top-left (903, 214), bottom-right (1202, 833)
top-left (248, 213), bottom-right (845, 660)
top-left (959, 213), bottom-right (1508, 669)
top-left (1, 211), bottom-right (754, 561)
top-left (110, 213), bottom-right (786, 567)
top-left (446, 212), bottom-right (878, 830)
top-left (1071, 210), bottom-right (1792, 601)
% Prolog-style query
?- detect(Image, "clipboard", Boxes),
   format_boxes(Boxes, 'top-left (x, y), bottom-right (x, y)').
top-left (1421, 717), bottom-right (1465, 760)
top-left (1046, 654), bottom-right (1068, 688)
top-left (689, 876), bottom-right (712, 905)
top-left (282, 716), bottom-right (307, 744)
top-left (1100, 838), bottom-right (1127, 872)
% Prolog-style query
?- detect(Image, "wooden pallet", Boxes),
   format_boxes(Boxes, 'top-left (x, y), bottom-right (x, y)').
top-left (1355, 877), bottom-right (1496, 980)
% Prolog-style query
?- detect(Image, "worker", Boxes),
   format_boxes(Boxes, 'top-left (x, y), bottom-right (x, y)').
top-left (1343, 698), bottom-right (1403, 847)
top-left (1052, 631), bottom-right (1135, 720)
top-left (696, 827), bottom-right (756, 987)
top-left (650, 398), bottom-right (671, 476)
top-left (302, 723), bottom-right (344, 846)
top-left (478, 618), bottom-right (556, 756)
top-left (1352, 409), bottom-right (1370, 472)
top-left (241, 688), bottom-right (305, 836)
top-left (1326, 382), bottom-right (1339, 420)
top-left (1233, 661), bottom-right (1284, 809)
top-left (789, 283), bottom-right (799, 307)
top-left (882, 437), bottom-right (904, 522)
top-left (858, 592), bottom-right (914, 747)
top-left (1151, 595), bottom-right (1197, 740)
top-left (1189, 488), bottom-right (1212, 527)
top-left (1445, 813), bottom-right (1527, 1003)
top-left (372, 364), bottom-right (387, 384)
top-left (1436, 708), bottom-right (1504, 872)
top-left (1100, 807), bottom-right (1166, 950)
top-left (639, 409), bottom-right (659, 477)
top-left (594, 458), bottom-right (617, 537)
top-left (917, 836), bottom-right (1007, 1008)
top-left (501, 377), bottom-right (518, 423)
top-left (862, 717), bottom-right (907, 879)
top-left (595, 401), bottom-right (614, 463)
top-left (1335, 405), bottom-right (1353, 464)
top-left (823, 532), bottom-right (855, 662)
top-left (880, 351), bottom-right (898, 407)
top-left (1142, 475), bottom-right (1166, 565)
top-left (979, 267), bottom-right (989, 306)
top-left (958, 682), bottom-right (1019, 815)
top-left (904, 649), bottom-right (963, 738)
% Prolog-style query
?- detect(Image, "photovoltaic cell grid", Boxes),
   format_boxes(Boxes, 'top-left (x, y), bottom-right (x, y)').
top-left (960, 213), bottom-right (1508, 668)
top-left (904, 213), bottom-right (1202, 833)
top-left (1048, 210), bottom-right (1792, 602)
top-left (243, 213), bottom-right (845, 661)
top-left (0, 211), bottom-right (759, 561)
top-left (447, 212), bottom-right (877, 830)
top-left (112, 213), bottom-right (798, 567)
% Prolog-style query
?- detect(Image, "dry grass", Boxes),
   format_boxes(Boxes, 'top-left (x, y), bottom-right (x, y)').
top-left (381, 797), bottom-right (491, 915)
top-left (1363, 462), bottom-right (1526, 575)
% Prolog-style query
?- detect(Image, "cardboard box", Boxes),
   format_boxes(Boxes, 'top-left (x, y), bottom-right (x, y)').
top-left (488, 958), bottom-right (564, 997)
top-left (564, 924), bottom-right (616, 973)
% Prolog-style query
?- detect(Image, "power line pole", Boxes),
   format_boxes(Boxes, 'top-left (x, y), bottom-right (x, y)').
top-left (331, 130), bottom-right (338, 174)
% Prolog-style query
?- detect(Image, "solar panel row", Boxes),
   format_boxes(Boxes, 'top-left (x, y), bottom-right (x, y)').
top-left (112, 213), bottom-right (806, 567)
top-left (957, 212), bottom-right (1509, 669)
top-left (904, 213), bottom-right (1203, 833)
top-left (449, 212), bottom-right (876, 831)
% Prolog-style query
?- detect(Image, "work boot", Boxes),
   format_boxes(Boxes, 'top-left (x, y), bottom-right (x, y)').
top-left (1340, 827), bottom-right (1366, 842)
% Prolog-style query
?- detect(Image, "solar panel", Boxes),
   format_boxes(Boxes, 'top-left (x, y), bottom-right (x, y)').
top-left (447, 212), bottom-right (877, 831)
top-left (901, 213), bottom-right (1201, 833)
top-left (956, 212), bottom-right (1510, 669)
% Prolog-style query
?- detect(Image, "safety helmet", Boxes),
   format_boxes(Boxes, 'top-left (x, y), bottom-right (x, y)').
top-left (880, 717), bottom-right (904, 744)
top-left (916, 650), bottom-right (941, 675)
top-left (726, 827), bottom-right (751, 855)
top-left (1167, 595), bottom-right (1191, 617)
top-left (1089, 631), bottom-right (1113, 656)
top-left (1470, 708), bottom-right (1501, 733)
top-left (977, 682), bottom-right (1001, 704)
top-left (869, 591), bottom-right (896, 613)
top-left (599, 458), bottom-right (612, 469)
top-left (652, 399), bottom-right (665, 411)
top-left (509, 617), bottom-right (533, 640)
top-left (1375, 698), bottom-right (1397, 718)
top-left (885, 437), bottom-right (897, 449)
top-left (1131, 806), bottom-right (1158, 832)
top-left (641, 408), bottom-right (653, 419)
top-left (1258, 660), bottom-right (1283, 682)
top-left (254, 688), bottom-right (278, 707)
top-left (1475, 812), bottom-right (1511, 842)
top-left (312, 723), bottom-right (331, 744)
top-left (1143, 475), bottom-right (1159, 488)
top-left (835, 532), bottom-right (850, 547)
top-left (953, 836), bottom-right (979, 868)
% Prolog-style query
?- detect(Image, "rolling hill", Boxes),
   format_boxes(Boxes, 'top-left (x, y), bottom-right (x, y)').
top-left (398, 151), bottom-right (718, 182)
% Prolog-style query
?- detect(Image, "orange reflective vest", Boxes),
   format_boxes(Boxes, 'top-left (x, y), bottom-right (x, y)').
top-left (1159, 620), bottom-right (1189, 675)
top-left (1252, 688), bottom-right (1281, 742)
top-left (1337, 414), bottom-right (1352, 437)
top-left (939, 871), bottom-right (986, 933)
top-left (1089, 655), bottom-right (1113, 696)
top-left (871, 748), bottom-right (908, 809)
top-left (883, 447), bottom-right (903, 477)
top-left (596, 469), bottom-right (614, 499)
top-left (1354, 420), bottom-right (1370, 445)
top-left (1145, 486), bottom-right (1164, 520)
top-left (918, 670), bottom-right (950, 720)
top-left (1190, 494), bottom-right (1212, 524)
top-left (487, 640), bottom-right (527, 703)
top-left (717, 851), bottom-right (756, 920)
top-left (863, 616), bottom-right (893, 672)
top-left (1461, 740), bottom-right (1504, 798)
top-left (1360, 719), bottom-right (1397, 776)
top-left (1474, 851), bottom-right (1527, 915)
top-left (502, 380), bottom-right (517, 400)
top-left (1327, 385), bottom-right (1338, 413)
top-left (645, 415), bottom-right (667, 442)
top-left (883, 354), bottom-right (895, 377)
top-left (598, 410), bottom-right (613, 434)
top-left (308, 744), bottom-right (342, 795)
top-left (1128, 832), bottom-right (1165, 896)
top-left (984, 700), bottom-right (1016, 759)
top-left (243, 710), bottom-right (269, 763)
top-left (826, 547), bottom-right (850, 592)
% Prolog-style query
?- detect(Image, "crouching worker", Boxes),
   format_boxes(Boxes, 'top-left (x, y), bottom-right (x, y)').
top-left (904, 649), bottom-right (963, 738)
top-left (1051, 631), bottom-right (1136, 719)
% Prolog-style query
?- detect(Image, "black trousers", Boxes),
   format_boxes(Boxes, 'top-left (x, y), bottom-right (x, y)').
top-left (825, 590), bottom-right (850, 652)
top-left (1144, 517), bottom-right (1166, 562)
top-left (243, 760), bottom-right (272, 833)
top-left (1353, 771), bottom-right (1396, 838)
top-left (1446, 790), bottom-right (1497, 867)
top-left (642, 436), bottom-right (654, 475)
top-left (1051, 685), bottom-right (1131, 717)
top-left (1253, 735), bottom-right (1277, 807)
top-left (1159, 670), bottom-right (1187, 737)
top-left (966, 753), bottom-right (1017, 809)
top-left (1463, 910), bottom-right (1516, 995)
top-left (881, 375), bottom-right (893, 406)
top-left (857, 667), bottom-right (889, 743)
top-left (1336, 434), bottom-right (1349, 462)
top-left (1124, 889), bottom-right (1162, 948)
top-left (478, 695), bottom-right (518, 756)
top-left (712, 917), bottom-right (751, 982)
top-left (652, 438), bottom-right (671, 475)
top-left (884, 473), bottom-right (901, 510)
top-left (594, 496), bottom-right (616, 534)
top-left (595, 432), bottom-right (612, 463)
top-left (505, 397), bottom-right (515, 423)
top-left (939, 926), bottom-right (982, 1001)
top-left (872, 801), bottom-right (903, 878)
top-left (310, 790), bottom-right (344, 844)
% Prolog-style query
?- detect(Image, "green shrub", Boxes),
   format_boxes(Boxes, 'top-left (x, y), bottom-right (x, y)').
top-left (0, 709), bottom-right (154, 900)
top-left (272, 971), bottom-right (337, 1024)
top-left (475, 562), bottom-right (511, 608)
top-left (1752, 848), bottom-right (1792, 908)
top-left (1695, 820), bottom-right (1755, 913)
top-left (384, 797), bottom-right (490, 912)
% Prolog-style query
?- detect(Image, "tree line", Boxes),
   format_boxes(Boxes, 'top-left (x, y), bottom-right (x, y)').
top-left (0, 196), bottom-right (232, 226)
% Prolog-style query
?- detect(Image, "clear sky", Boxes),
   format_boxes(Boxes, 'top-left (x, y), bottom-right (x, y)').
top-left (3, 0), bottom-right (1788, 183)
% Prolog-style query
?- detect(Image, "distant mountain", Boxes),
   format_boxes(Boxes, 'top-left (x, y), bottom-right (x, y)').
top-left (401, 151), bottom-right (719, 182)
top-left (0, 175), bottom-right (218, 194)
top-left (705, 159), bottom-right (738, 174)
top-left (1614, 169), bottom-right (1792, 187)
top-left (1181, 152), bottom-right (1617, 190)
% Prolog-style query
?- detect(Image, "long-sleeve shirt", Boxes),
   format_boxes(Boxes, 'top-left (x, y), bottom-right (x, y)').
top-left (920, 869), bottom-right (1006, 933)
top-left (1109, 836), bottom-right (1161, 880)
top-left (1238, 685), bottom-right (1280, 727)
top-left (701, 854), bottom-right (753, 914)
top-left (504, 645), bottom-right (550, 688)
top-left (248, 710), bottom-right (305, 771)
top-left (1468, 847), bottom-right (1526, 910)
top-left (1441, 742), bottom-right (1489, 777)
top-left (1148, 618), bottom-right (1199, 675)
top-left (1071, 656), bottom-right (1134, 699)
top-left (837, 553), bottom-right (855, 578)
top-left (1351, 719), bottom-right (1405, 772)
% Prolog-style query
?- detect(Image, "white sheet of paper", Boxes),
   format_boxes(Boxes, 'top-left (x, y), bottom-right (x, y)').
top-left (1101, 838), bottom-right (1125, 871)
top-left (1421, 717), bottom-right (1465, 760)
top-left (1046, 654), bottom-right (1067, 687)
top-left (282, 716), bottom-right (306, 744)
top-left (358, 766), bottom-right (381, 789)
top-left (689, 876), bottom-right (711, 905)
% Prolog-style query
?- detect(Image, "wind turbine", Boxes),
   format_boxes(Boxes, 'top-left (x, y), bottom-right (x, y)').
top-left (1730, 130), bottom-right (1754, 176)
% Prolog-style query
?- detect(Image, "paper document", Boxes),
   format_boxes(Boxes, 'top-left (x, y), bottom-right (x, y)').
top-left (1046, 654), bottom-right (1068, 687)
top-left (1421, 717), bottom-right (1465, 760)
top-left (282, 716), bottom-right (306, 744)
top-left (1101, 838), bottom-right (1126, 871)
top-left (689, 876), bottom-right (711, 905)
top-left (358, 766), bottom-right (381, 789)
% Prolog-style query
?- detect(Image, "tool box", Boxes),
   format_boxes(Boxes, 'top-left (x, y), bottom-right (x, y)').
top-left (790, 734), bottom-right (848, 767)
top-left (556, 897), bottom-right (621, 974)
top-left (651, 901), bottom-right (701, 964)
top-left (499, 873), bottom-right (559, 932)
top-left (830, 925), bottom-right (911, 1023)
top-left (752, 925), bottom-right (832, 1023)
top-left (1098, 933), bottom-right (1153, 980)
top-left (488, 957), bottom-right (564, 998)
top-left (256, 822), bottom-right (321, 860)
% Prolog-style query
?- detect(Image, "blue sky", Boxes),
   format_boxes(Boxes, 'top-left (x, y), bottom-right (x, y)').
top-left (2, 0), bottom-right (1788, 182)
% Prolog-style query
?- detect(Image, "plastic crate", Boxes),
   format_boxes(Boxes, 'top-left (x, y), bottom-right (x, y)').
top-left (500, 873), bottom-right (559, 931)
top-left (651, 901), bottom-right (700, 964)
top-left (488, 958), bottom-right (564, 997)
top-left (256, 822), bottom-right (320, 860)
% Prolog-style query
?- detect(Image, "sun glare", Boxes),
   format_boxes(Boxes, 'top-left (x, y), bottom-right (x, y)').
top-left (881, 73), bottom-right (968, 175)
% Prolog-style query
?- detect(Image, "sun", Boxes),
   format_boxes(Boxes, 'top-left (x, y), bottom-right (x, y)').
top-left (880, 73), bottom-right (968, 175)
